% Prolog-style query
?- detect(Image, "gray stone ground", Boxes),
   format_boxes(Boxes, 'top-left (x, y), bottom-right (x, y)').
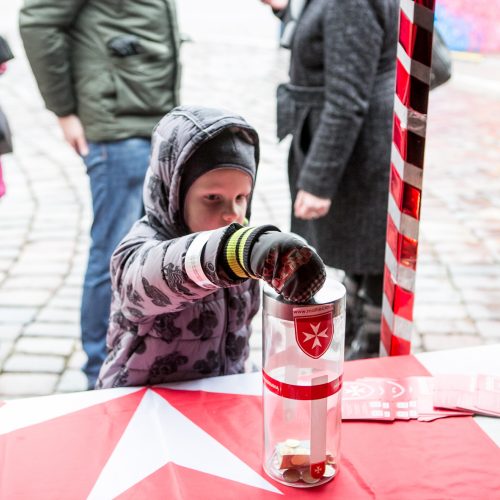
top-left (0, 1), bottom-right (499, 399)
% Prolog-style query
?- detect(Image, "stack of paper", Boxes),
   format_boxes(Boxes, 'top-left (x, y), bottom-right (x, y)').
top-left (342, 376), bottom-right (474, 422)
top-left (433, 374), bottom-right (500, 417)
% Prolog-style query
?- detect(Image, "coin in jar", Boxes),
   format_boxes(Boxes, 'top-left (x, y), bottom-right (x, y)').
top-left (285, 438), bottom-right (300, 448)
top-left (282, 468), bottom-right (301, 483)
top-left (301, 470), bottom-right (320, 484)
top-left (290, 454), bottom-right (308, 466)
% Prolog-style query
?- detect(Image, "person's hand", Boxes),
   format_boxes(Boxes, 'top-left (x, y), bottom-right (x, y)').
top-left (294, 189), bottom-right (331, 220)
top-left (57, 114), bottom-right (89, 156)
top-left (249, 230), bottom-right (326, 302)
top-left (260, 0), bottom-right (288, 10)
top-left (223, 225), bottom-right (326, 302)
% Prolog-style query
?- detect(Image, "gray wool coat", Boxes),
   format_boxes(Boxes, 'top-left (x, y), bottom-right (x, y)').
top-left (97, 107), bottom-right (261, 388)
top-left (279, 0), bottom-right (398, 274)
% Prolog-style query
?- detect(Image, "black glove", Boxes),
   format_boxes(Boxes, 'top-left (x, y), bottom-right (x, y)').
top-left (222, 225), bottom-right (326, 303)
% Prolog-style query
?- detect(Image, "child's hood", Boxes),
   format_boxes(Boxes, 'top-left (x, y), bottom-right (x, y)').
top-left (143, 106), bottom-right (260, 237)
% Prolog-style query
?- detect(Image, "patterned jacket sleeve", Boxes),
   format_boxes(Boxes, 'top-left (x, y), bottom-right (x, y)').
top-left (297, 0), bottom-right (386, 198)
top-left (111, 223), bottom-right (245, 322)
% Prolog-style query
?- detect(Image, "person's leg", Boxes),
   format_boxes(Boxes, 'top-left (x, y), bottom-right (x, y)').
top-left (81, 138), bottom-right (150, 388)
top-left (342, 273), bottom-right (362, 348)
top-left (346, 273), bottom-right (384, 360)
top-left (361, 274), bottom-right (384, 306)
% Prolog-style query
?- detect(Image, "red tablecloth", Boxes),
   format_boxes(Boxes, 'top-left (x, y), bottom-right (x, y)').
top-left (0, 354), bottom-right (499, 499)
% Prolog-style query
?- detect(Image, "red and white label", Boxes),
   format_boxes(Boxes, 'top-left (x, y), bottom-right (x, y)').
top-left (310, 461), bottom-right (326, 479)
top-left (262, 371), bottom-right (342, 401)
top-left (293, 305), bottom-right (334, 359)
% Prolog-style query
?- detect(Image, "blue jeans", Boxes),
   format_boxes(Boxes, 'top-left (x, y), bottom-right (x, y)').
top-left (81, 138), bottom-right (150, 387)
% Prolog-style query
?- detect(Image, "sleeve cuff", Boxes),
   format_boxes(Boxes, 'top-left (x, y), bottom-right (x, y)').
top-left (184, 230), bottom-right (219, 289)
top-left (224, 224), bottom-right (280, 279)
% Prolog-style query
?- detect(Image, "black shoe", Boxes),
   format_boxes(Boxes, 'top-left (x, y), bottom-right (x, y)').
top-left (342, 275), bottom-right (361, 347)
top-left (346, 303), bottom-right (382, 360)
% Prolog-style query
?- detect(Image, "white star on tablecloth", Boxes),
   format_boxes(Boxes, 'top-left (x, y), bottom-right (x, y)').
top-left (87, 389), bottom-right (281, 498)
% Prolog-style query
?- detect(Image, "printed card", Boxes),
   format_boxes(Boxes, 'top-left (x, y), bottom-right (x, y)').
top-left (342, 376), bottom-right (474, 422)
top-left (433, 374), bottom-right (500, 417)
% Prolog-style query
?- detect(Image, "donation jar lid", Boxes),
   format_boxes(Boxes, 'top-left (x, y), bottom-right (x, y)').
top-left (263, 279), bottom-right (346, 321)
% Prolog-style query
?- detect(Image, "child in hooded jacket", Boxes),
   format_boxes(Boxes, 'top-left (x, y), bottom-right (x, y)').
top-left (96, 106), bottom-right (326, 389)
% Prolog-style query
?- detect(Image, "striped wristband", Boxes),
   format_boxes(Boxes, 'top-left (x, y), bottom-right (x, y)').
top-left (224, 225), bottom-right (280, 279)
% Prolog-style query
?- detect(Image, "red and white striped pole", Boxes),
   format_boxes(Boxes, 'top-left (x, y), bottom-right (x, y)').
top-left (381, 0), bottom-right (436, 356)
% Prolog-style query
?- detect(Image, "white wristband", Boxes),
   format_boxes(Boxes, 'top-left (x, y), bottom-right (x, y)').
top-left (184, 231), bottom-right (218, 290)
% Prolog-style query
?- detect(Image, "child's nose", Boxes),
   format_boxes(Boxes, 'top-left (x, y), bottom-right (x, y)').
top-left (222, 202), bottom-right (239, 223)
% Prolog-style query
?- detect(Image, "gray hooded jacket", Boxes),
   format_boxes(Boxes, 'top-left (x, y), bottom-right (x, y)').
top-left (97, 107), bottom-right (260, 388)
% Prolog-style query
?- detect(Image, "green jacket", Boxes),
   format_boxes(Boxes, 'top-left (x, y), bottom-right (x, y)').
top-left (19, 0), bottom-right (181, 142)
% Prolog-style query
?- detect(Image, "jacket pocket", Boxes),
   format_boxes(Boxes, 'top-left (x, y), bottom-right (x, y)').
top-left (111, 54), bottom-right (175, 116)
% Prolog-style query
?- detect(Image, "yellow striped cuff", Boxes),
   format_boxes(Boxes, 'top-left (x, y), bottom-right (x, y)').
top-left (225, 227), bottom-right (251, 278)
top-left (237, 227), bottom-right (257, 278)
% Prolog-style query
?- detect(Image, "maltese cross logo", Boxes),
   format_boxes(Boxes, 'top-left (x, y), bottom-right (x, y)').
top-left (294, 311), bottom-right (334, 359)
top-left (303, 323), bottom-right (329, 349)
top-left (343, 382), bottom-right (375, 400)
top-left (310, 461), bottom-right (326, 479)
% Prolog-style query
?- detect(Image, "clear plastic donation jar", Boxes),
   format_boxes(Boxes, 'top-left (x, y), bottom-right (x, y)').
top-left (262, 280), bottom-right (346, 487)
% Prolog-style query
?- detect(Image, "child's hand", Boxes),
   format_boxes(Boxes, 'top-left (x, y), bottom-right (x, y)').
top-left (223, 226), bottom-right (326, 302)
top-left (249, 231), bottom-right (326, 302)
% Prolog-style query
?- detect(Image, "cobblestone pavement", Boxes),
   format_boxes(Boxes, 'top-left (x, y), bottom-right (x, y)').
top-left (0, 1), bottom-right (499, 399)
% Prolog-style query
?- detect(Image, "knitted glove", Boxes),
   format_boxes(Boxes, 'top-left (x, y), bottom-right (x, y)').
top-left (222, 225), bottom-right (326, 303)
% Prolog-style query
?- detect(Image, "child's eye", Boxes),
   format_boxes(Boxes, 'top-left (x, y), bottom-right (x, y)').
top-left (236, 194), bottom-right (248, 202)
top-left (205, 194), bottom-right (221, 202)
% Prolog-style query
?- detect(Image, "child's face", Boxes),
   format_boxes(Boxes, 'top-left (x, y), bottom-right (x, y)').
top-left (184, 167), bottom-right (253, 232)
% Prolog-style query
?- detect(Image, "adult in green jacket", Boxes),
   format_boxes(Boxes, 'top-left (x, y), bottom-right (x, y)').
top-left (19, 0), bottom-right (181, 389)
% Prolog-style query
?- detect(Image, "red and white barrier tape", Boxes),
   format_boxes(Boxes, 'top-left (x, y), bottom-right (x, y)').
top-left (381, 0), bottom-right (435, 356)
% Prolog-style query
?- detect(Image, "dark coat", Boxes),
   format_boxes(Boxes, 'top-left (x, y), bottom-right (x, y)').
top-left (279, 0), bottom-right (398, 274)
top-left (97, 107), bottom-right (261, 388)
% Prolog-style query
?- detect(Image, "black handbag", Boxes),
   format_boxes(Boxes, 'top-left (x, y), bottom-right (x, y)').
top-left (430, 29), bottom-right (452, 90)
top-left (0, 35), bottom-right (14, 65)
top-left (0, 104), bottom-right (13, 155)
